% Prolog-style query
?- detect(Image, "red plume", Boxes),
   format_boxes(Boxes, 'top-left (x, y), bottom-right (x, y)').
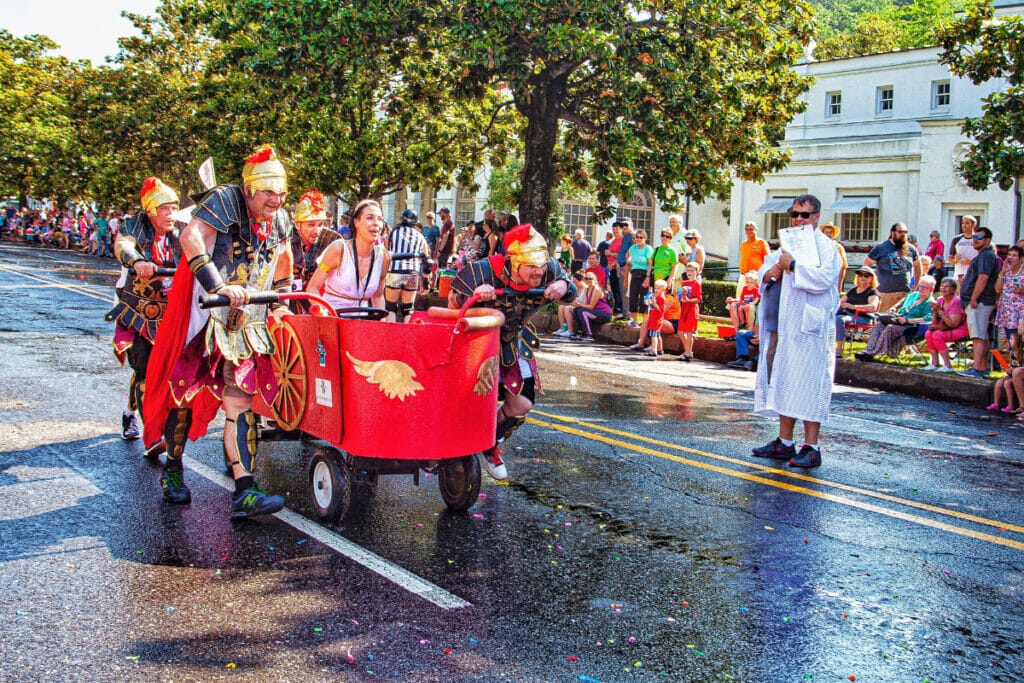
top-left (140, 176), bottom-right (157, 200)
top-left (302, 189), bottom-right (325, 213)
top-left (502, 223), bottom-right (534, 252)
top-left (246, 145), bottom-right (275, 165)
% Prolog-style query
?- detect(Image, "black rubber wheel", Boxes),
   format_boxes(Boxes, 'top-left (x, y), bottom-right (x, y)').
top-left (438, 455), bottom-right (482, 512)
top-left (309, 448), bottom-right (351, 522)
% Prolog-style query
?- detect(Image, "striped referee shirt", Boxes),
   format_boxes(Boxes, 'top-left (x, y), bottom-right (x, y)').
top-left (388, 224), bottom-right (428, 273)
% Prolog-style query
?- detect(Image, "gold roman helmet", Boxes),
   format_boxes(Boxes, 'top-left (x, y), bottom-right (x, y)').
top-left (242, 145), bottom-right (287, 194)
top-left (140, 176), bottom-right (179, 215)
top-left (294, 189), bottom-right (327, 223)
top-left (503, 224), bottom-right (549, 269)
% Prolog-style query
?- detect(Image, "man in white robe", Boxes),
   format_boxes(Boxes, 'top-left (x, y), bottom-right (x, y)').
top-left (752, 194), bottom-right (842, 468)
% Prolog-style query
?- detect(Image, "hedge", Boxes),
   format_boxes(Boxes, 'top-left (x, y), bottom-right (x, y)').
top-left (700, 279), bottom-right (735, 317)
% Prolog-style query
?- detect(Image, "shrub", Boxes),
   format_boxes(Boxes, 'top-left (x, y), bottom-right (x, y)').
top-left (703, 259), bottom-right (728, 281)
top-left (701, 279), bottom-right (735, 317)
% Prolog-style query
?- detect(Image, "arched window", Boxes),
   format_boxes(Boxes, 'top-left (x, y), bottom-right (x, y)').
top-left (455, 186), bottom-right (477, 228)
top-left (616, 191), bottom-right (654, 234)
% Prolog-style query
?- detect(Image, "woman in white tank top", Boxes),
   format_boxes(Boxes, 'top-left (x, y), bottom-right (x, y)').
top-left (306, 199), bottom-right (390, 310)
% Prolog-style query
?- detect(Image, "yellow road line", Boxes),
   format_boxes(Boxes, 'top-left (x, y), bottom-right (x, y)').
top-left (0, 263), bottom-right (111, 303)
top-left (528, 412), bottom-right (1024, 551)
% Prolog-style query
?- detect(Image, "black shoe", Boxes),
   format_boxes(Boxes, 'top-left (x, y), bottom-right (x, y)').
top-left (788, 445), bottom-right (822, 468)
top-left (160, 469), bottom-right (192, 504)
top-left (726, 357), bottom-right (750, 369)
top-left (231, 485), bottom-right (284, 519)
top-left (855, 352), bottom-right (874, 362)
top-left (122, 413), bottom-right (141, 440)
top-left (752, 438), bottom-right (796, 460)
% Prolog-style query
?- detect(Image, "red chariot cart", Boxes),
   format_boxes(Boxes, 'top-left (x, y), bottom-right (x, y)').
top-left (202, 292), bottom-right (504, 522)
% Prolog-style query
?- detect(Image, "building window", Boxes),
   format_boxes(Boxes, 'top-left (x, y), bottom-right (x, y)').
top-left (932, 80), bottom-right (950, 109)
top-left (768, 211), bottom-right (792, 240)
top-left (454, 186), bottom-right (477, 228)
top-left (840, 208), bottom-right (880, 243)
top-left (826, 91), bottom-right (841, 119)
top-left (876, 86), bottom-right (894, 115)
top-left (615, 191), bottom-right (655, 235)
top-left (562, 201), bottom-right (596, 243)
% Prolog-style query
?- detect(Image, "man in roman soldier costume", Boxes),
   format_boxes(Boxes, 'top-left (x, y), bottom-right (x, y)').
top-left (105, 176), bottom-right (181, 447)
top-left (143, 146), bottom-right (294, 519)
top-left (289, 189), bottom-right (341, 311)
top-left (449, 224), bottom-right (576, 480)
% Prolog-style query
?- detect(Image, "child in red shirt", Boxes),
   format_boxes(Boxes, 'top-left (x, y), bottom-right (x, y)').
top-left (644, 279), bottom-right (669, 357)
top-left (677, 263), bottom-right (703, 361)
top-left (726, 271), bottom-right (760, 335)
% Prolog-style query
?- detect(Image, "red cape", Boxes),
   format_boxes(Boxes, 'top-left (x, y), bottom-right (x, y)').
top-left (142, 267), bottom-right (222, 447)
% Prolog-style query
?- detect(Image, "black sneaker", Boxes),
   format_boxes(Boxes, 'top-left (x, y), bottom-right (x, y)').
top-left (231, 486), bottom-right (284, 519)
top-left (726, 358), bottom-right (750, 369)
top-left (160, 470), bottom-right (192, 504)
top-left (122, 413), bottom-right (141, 441)
top-left (788, 445), bottom-right (822, 468)
top-left (855, 352), bottom-right (874, 362)
top-left (751, 438), bottom-right (796, 460)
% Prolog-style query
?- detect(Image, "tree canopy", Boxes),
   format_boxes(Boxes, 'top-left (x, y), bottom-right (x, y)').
top-left (939, 1), bottom-right (1024, 191)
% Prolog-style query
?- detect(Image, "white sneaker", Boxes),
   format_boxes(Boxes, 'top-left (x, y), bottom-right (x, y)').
top-left (936, 366), bottom-right (955, 373)
top-left (480, 446), bottom-right (508, 480)
top-left (920, 364), bottom-right (939, 371)
top-left (553, 329), bottom-right (572, 338)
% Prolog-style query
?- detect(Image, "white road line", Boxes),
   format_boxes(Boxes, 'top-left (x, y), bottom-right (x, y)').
top-left (184, 456), bottom-right (472, 610)
top-left (0, 263), bottom-right (111, 302)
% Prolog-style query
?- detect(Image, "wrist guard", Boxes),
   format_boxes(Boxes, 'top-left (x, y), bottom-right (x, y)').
top-left (188, 253), bottom-right (225, 294)
top-left (270, 277), bottom-right (292, 311)
top-left (115, 238), bottom-right (145, 269)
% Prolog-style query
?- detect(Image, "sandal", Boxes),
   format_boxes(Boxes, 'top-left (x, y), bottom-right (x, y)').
top-left (986, 403), bottom-right (1001, 411)
top-left (644, 350), bottom-right (657, 357)
top-left (628, 343), bottom-right (645, 351)
top-left (1002, 406), bottom-right (1018, 414)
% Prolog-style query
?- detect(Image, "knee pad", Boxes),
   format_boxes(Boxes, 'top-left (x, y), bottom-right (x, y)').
top-left (225, 410), bottom-right (259, 474)
top-left (496, 413), bottom-right (526, 443)
top-left (163, 408), bottom-right (192, 460)
top-left (399, 302), bottom-right (413, 321)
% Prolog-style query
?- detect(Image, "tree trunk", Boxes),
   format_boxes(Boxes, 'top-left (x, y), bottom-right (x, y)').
top-left (518, 72), bottom-right (567, 240)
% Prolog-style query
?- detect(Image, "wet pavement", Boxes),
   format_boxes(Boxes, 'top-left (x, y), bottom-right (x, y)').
top-left (1, 242), bottom-right (1023, 682)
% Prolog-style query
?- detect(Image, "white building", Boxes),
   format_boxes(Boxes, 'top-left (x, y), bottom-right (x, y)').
top-left (728, 35), bottom-right (1019, 271)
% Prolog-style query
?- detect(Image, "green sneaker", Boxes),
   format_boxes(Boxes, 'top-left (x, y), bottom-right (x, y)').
top-left (160, 469), bottom-right (192, 504)
top-left (231, 486), bottom-right (284, 519)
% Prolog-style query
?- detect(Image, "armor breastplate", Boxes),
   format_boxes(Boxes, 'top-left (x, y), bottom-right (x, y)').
top-left (194, 185), bottom-right (293, 362)
top-left (104, 215), bottom-right (181, 341)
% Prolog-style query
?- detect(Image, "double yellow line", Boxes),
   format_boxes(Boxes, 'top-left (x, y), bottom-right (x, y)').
top-left (529, 409), bottom-right (1024, 551)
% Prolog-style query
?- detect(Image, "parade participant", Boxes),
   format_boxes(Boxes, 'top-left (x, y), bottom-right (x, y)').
top-left (306, 199), bottom-right (390, 311)
top-left (384, 208), bottom-right (431, 322)
top-left (105, 176), bottom-right (181, 448)
top-left (289, 189), bottom-right (341, 311)
top-left (143, 145), bottom-right (294, 518)
top-left (448, 224), bottom-right (576, 480)
top-left (751, 194), bottom-right (842, 468)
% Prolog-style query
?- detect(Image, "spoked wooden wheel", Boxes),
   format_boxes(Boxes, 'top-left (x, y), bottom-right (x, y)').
top-left (270, 322), bottom-right (307, 431)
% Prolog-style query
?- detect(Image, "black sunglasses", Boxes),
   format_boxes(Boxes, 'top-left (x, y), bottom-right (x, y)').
top-left (790, 211), bottom-right (818, 219)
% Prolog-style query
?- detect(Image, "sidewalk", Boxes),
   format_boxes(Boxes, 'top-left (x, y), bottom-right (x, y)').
top-left (422, 295), bottom-right (997, 408)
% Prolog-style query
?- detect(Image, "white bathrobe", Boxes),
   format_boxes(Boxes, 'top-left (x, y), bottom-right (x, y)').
top-left (754, 226), bottom-right (842, 424)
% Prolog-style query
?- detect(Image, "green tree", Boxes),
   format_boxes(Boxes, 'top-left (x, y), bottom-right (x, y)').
top-left (433, 0), bottom-right (815, 233)
top-left (205, 0), bottom-right (518, 205)
top-left (938, 1), bottom-right (1024, 191)
top-left (0, 31), bottom-right (82, 205)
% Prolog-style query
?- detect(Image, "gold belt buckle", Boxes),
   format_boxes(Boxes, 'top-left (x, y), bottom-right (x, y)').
top-left (226, 307), bottom-right (249, 332)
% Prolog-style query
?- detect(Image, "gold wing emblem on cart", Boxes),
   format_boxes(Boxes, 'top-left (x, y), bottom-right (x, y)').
top-left (473, 356), bottom-right (499, 396)
top-left (346, 352), bottom-right (423, 401)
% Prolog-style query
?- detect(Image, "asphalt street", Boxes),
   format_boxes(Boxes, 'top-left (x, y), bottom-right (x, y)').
top-left (1, 242), bottom-right (1022, 682)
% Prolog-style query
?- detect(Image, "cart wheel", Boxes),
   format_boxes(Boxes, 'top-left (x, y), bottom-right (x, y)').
top-left (351, 467), bottom-right (379, 498)
top-left (270, 321), bottom-right (307, 432)
top-left (438, 455), bottom-right (481, 512)
top-left (309, 449), bottom-right (350, 522)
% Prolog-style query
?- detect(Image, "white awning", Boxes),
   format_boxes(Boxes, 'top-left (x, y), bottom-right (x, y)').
top-left (828, 196), bottom-right (880, 212)
top-left (754, 198), bottom-right (795, 212)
